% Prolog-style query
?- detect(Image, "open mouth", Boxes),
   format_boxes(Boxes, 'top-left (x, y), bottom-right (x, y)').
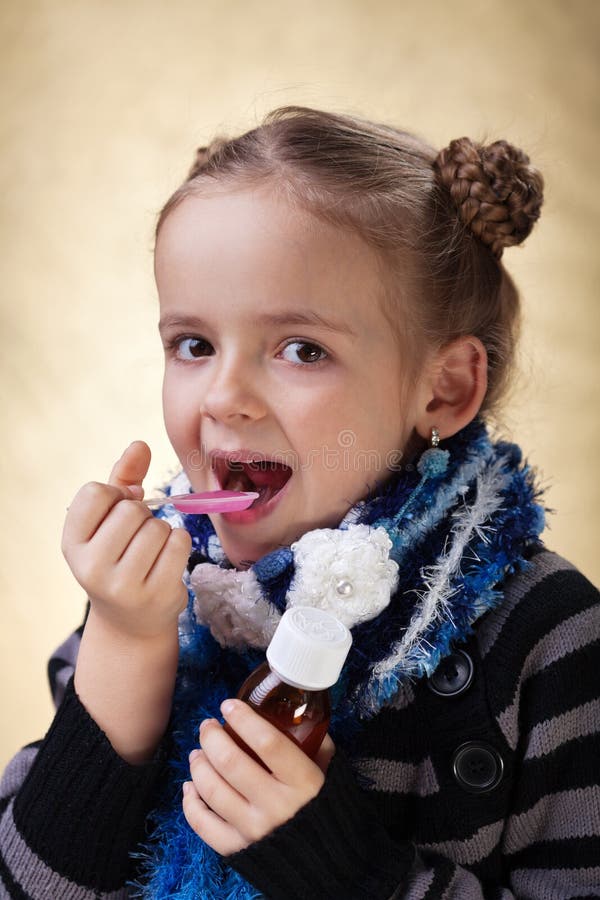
top-left (212, 456), bottom-right (293, 507)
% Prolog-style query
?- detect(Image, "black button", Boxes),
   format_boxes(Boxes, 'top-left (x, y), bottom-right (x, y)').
top-left (452, 742), bottom-right (504, 793)
top-left (427, 650), bottom-right (474, 697)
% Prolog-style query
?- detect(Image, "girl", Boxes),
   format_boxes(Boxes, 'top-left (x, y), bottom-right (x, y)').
top-left (1, 106), bottom-right (599, 899)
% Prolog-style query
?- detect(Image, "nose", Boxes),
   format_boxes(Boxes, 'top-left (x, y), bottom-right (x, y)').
top-left (200, 355), bottom-right (268, 423)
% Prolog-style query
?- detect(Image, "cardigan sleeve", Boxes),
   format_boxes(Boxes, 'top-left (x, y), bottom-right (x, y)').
top-left (227, 749), bottom-right (512, 900)
top-left (0, 621), bottom-right (167, 898)
top-left (226, 749), bottom-right (418, 899)
top-left (226, 557), bottom-right (600, 899)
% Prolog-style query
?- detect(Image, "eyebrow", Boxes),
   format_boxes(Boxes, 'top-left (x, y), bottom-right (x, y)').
top-left (158, 310), bottom-right (357, 337)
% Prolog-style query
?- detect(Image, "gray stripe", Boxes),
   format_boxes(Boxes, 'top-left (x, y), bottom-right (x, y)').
top-left (50, 630), bottom-right (82, 706)
top-left (50, 629), bottom-right (82, 668)
top-left (417, 818), bottom-right (504, 866)
top-left (441, 864), bottom-right (510, 900)
top-left (0, 799), bottom-right (129, 899)
top-left (525, 697), bottom-right (600, 760)
top-left (54, 663), bottom-right (75, 707)
top-left (385, 681), bottom-right (415, 711)
top-left (0, 747), bottom-right (38, 800)
top-left (387, 855), bottom-right (435, 898)
top-left (441, 867), bottom-right (478, 900)
top-left (503, 786), bottom-right (600, 854)
top-left (477, 551), bottom-right (576, 659)
top-left (355, 755), bottom-right (439, 796)
top-left (497, 604), bottom-right (600, 750)
top-left (512, 866), bottom-right (600, 898)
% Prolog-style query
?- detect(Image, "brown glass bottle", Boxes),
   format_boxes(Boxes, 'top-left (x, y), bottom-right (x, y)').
top-left (223, 606), bottom-right (352, 768)
top-left (224, 660), bottom-right (331, 765)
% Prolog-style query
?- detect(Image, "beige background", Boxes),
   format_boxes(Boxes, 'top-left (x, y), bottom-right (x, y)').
top-left (1, 0), bottom-right (598, 770)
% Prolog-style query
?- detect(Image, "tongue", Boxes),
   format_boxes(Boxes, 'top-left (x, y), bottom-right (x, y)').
top-left (241, 462), bottom-right (291, 490)
top-left (224, 462), bottom-right (292, 506)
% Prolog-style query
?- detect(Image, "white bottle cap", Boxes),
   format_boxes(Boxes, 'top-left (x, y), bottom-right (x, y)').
top-left (266, 607), bottom-right (352, 690)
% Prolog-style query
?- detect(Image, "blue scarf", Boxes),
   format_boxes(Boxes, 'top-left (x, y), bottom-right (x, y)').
top-left (131, 418), bottom-right (546, 898)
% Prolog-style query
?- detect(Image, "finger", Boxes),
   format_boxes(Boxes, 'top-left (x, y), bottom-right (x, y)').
top-left (182, 781), bottom-right (246, 855)
top-left (189, 748), bottom-right (250, 827)
top-left (108, 441), bottom-right (151, 499)
top-left (143, 526), bottom-right (192, 589)
top-left (112, 514), bottom-right (174, 579)
top-left (85, 496), bottom-right (153, 563)
top-left (198, 717), bottom-right (274, 803)
top-left (62, 482), bottom-right (140, 549)
top-left (218, 701), bottom-right (322, 789)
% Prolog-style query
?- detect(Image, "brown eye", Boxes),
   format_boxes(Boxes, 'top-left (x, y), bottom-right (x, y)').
top-left (281, 341), bottom-right (327, 366)
top-left (176, 337), bottom-right (213, 359)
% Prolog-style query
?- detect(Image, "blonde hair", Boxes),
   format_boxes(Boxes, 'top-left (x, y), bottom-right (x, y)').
top-left (156, 106), bottom-right (544, 420)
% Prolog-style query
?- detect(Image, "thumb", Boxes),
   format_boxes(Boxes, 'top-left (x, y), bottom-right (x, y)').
top-left (108, 440), bottom-right (151, 500)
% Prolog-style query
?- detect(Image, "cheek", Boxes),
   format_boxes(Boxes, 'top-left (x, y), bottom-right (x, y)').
top-left (162, 379), bottom-right (196, 449)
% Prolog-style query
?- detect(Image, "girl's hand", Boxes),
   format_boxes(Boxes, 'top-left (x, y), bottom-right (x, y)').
top-left (183, 700), bottom-right (336, 855)
top-left (61, 440), bottom-right (191, 640)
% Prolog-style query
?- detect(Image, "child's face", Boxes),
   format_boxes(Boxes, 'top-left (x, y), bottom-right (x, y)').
top-left (155, 184), bottom-right (426, 569)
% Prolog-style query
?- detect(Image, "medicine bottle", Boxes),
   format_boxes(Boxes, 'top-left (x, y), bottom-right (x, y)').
top-left (224, 606), bottom-right (352, 764)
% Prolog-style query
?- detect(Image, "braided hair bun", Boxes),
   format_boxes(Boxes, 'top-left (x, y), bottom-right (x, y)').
top-left (433, 137), bottom-right (544, 259)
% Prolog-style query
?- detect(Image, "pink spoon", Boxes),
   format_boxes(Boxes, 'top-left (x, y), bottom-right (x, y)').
top-left (143, 489), bottom-right (259, 514)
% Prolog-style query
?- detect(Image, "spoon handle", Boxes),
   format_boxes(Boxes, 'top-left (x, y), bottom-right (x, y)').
top-left (142, 493), bottom-right (189, 509)
top-left (142, 490), bottom-right (259, 513)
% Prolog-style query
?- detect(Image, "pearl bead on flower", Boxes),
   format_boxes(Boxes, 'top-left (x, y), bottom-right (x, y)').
top-left (336, 578), bottom-right (354, 597)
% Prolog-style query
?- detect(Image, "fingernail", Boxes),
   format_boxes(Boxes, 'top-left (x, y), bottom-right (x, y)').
top-left (182, 781), bottom-right (191, 795)
top-left (221, 699), bottom-right (235, 717)
top-left (189, 748), bottom-right (200, 763)
top-left (199, 718), bottom-right (213, 736)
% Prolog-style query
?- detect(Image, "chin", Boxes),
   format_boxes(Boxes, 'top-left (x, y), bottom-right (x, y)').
top-left (213, 529), bottom-right (277, 569)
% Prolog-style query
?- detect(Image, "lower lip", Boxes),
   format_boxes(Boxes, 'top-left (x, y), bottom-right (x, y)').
top-left (215, 476), bottom-right (293, 525)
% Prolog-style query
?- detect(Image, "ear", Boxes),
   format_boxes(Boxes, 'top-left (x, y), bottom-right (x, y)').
top-left (415, 336), bottom-right (488, 442)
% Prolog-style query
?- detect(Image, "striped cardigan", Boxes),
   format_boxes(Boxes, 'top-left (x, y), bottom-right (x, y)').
top-left (1, 549), bottom-right (599, 898)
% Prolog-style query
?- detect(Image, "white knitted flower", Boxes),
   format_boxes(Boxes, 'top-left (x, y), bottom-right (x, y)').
top-left (189, 563), bottom-right (281, 650)
top-left (287, 524), bottom-right (399, 628)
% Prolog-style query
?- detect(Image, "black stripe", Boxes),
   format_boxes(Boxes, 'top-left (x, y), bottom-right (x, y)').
top-left (414, 795), bottom-right (509, 844)
top-left (354, 705), bottom-right (432, 760)
top-left (420, 854), bottom-right (455, 898)
top-left (520, 639), bottom-right (600, 726)
top-left (0, 846), bottom-right (33, 900)
top-left (507, 835), bottom-right (600, 869)
top-left (512, 732), bottom-right (600, 812)
top-left (469, 848), bottom-right (510, 884)
top-left (484, 568), bottom-right (599, 713)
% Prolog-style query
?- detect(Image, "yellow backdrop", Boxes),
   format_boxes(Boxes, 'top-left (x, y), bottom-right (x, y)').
top-left (1, 0), bottom-right (598, 770)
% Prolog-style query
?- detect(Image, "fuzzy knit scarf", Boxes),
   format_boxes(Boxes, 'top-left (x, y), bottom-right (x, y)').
top-left (131, 418), bottom-right (546, 899)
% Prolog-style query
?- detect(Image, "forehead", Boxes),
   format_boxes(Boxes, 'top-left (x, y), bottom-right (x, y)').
top-left (154, 185), bottom-right (390, 330)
